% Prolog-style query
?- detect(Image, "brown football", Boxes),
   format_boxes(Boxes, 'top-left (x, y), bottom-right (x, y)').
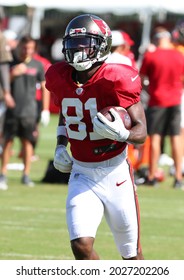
top-left (99, 106), bottom-right (132, 129)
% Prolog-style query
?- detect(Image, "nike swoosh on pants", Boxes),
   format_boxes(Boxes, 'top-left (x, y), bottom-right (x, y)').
top-left (116, 180), bottom-right (127, 187)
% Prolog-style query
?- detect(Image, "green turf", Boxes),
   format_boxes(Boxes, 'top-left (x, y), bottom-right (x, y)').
top-left (0, 114), bottom-right (184, 260)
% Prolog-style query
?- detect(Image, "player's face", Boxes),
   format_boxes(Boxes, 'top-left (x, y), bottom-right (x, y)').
top-left (64, 37), bottom-right (97, 62)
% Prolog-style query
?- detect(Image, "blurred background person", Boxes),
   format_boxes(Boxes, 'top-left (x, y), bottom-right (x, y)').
top-left (0, 18), bottom-right (15, 170)
top-left (31, 39), bottom-right (51, 160)
top-left (171, 19), bottom-right (184, 177)
top-left (0, 35), bottom-right (49, 189)
top-left (140, 26), bottom-right (184, 189)
top-left (106, 30), bottom-right (133, 66)
top-left (18, 39), bottom-right (51, 161)
top-left (120, 31), bottom-right (137, 68)
top-left (3, 29), bottom-right (19, 54)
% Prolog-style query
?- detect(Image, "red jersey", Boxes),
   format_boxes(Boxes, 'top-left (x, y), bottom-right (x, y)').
top-left (45, 61), bottom-right (141, 162)
top-left (140, 48), bottom-right (184, 107)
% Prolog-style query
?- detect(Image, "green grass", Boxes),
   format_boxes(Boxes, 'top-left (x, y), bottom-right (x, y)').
top-left (0, 115), bottom-right (184, 260)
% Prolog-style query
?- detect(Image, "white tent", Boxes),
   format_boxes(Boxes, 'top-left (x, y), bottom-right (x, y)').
top-left (1, 0), bottom-right (184, 63)
top-left (1, 0), bottom-right (184, 14)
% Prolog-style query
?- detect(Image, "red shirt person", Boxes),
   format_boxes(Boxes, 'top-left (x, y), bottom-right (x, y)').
top-left (140, 47), bottom-right (184, 107)
top-left (140, 27), bottom-right (184, 188)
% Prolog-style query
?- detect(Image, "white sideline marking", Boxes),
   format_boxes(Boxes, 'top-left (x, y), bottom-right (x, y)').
top-left (2, 206), bottom-right (66, 213)
top-left (0, 252), bottom-right (72, 260)
top-left (0, 225), bottom-right (66, 232)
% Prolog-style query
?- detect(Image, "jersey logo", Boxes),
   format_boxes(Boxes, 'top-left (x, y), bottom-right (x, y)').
top-left (131, 74), bottom-right (139, 82)
top-left (75, 87), bottom-right (84, 95)
top-left (116, 180), bottom-right (127, 187)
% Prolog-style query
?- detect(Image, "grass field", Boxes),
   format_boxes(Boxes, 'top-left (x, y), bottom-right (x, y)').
top-left (0, 114), bottom-right (184, 260)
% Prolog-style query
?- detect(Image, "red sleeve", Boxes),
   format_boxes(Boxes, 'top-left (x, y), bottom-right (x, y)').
top-left (103, 63), bottom-right (141, 107)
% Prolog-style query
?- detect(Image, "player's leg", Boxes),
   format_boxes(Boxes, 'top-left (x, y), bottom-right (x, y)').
top-left (66, 166), bottom-right (104, 260)
top-left (104, 159), bottom-right (144, 259)
top-left (71, 237), bottom-right (99, 260)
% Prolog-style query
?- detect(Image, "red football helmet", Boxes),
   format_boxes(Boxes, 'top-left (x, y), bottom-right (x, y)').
top-left (62, 14), bottom-right (112, 71)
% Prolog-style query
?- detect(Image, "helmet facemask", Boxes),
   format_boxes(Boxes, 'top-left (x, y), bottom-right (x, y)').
top-left (63, 35), bottom-right (108, 71)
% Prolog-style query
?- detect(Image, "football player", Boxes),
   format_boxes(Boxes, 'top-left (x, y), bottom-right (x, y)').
top-left (45, 14), bottom-right (147, 260)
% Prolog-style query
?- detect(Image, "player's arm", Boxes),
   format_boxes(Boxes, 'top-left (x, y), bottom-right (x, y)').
top-left (54, 111), bottom-right (72, 173)
top-left (126, 101), bottom-right (147, 144)
top-left (56, 112), bottom-right (68, 147)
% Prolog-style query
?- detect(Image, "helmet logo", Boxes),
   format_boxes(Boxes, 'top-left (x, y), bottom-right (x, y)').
top-left (69, 27), bottom-right (86, 35)
top-left (93, 19), bottom-right (111, 36)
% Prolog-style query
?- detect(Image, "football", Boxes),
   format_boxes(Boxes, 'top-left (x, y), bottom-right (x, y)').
top-left (99, 106), bottom-right (132, 129)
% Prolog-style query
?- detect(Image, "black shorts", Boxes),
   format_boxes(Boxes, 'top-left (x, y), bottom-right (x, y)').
top-left (3, 116), bottom-right (37, 142)
top-left (146, 105), bottom-right (181, 136)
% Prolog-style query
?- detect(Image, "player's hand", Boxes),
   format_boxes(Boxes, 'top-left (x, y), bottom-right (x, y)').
top-left (93, 108), bottom-right (130, 142)
top-left (41, 110), bottom-right (50, 126)
top-left (54, 145), bottom-right (72, 173)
